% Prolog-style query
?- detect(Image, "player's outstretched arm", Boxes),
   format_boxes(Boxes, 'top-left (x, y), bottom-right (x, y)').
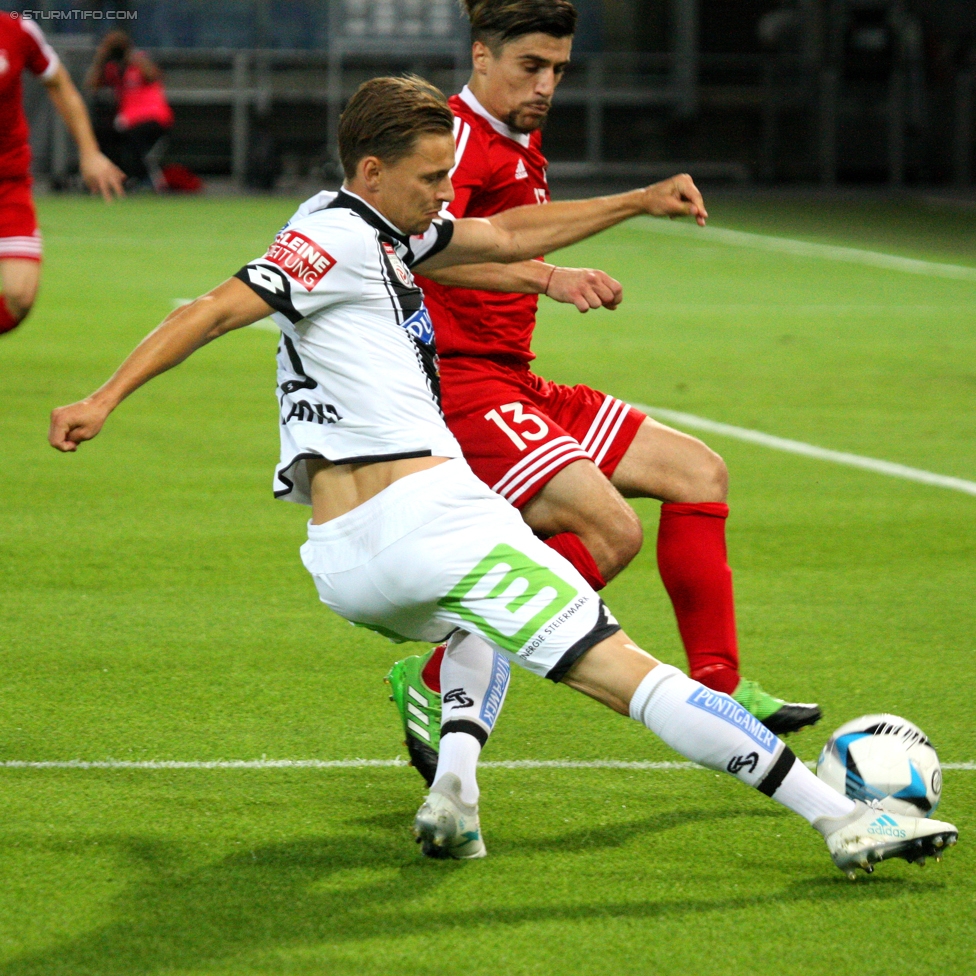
top-left (416, 174), bottom-right (707, 272)
top-left (49, 279), bottom-right (272, 453)
top-left (421, 262), bottom-right (622, 312)
top-left (44, 64), bottom-right (126, 201)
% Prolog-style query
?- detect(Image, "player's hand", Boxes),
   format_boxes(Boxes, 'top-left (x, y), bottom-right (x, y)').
top-left (545, 267), bottom-right (623, 313)
top-left (641, 173), bottom-right (707, 226)
top-left (48, 398), bottom-right (111, 452)
top-left (80, 151), bottom-right (126, 202)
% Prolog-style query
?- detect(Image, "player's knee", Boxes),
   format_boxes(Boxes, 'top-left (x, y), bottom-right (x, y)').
top-left (698, 449), bottom-right (728, 502)
top-left (676, 442), bottom-right (728, 503)
top-left (2, 289), bottom-right (35, 324)
top-left (0, 296), bottom-right (30, 334)
top-left (602, 508), bottom-right (643, 577)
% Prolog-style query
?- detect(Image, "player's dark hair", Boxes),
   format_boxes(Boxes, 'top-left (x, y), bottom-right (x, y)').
top-left (458, 0), bottom-right (577, 51)
top-left (338, 75), bottom-right (455, 180)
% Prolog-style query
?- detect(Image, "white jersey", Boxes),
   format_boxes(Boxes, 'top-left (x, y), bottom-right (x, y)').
top-left (236, 189), bottom-right (462, 504)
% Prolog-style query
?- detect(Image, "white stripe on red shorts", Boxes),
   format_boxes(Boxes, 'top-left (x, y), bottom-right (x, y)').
top-left (492, 435), bottom-right (590, 505)
top-left (580, 396), bottom-right (630, 467)
top-left (0, 233), bottom-right (42, 260)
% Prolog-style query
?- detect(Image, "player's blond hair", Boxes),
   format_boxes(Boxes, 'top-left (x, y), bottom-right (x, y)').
top-left (338, 75), bottom-right (455, 179)
top-left (458, 0), bottom-right (577, 51)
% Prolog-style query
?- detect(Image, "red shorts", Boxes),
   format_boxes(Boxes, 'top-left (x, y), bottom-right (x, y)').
top-left (440, 356), bottom-right (646, 508)
top-left (0, 175), bottom-right (42, 262)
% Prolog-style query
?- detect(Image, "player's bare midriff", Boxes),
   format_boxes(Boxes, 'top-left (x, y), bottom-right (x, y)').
top-left (308, 455), bottom-right (452, 524)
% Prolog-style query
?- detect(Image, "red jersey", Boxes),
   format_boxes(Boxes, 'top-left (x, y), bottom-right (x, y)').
top-left (0, 14), bottom-right (59, 180)
top-left (415, 87), bottom-right (550, 363)
top-left (101, 59), bottom-right (174, 130)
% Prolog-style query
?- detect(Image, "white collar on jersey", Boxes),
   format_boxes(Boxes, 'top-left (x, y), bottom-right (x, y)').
top-left (458, 85), bottom-right (532, 149)
top-left (337, 187), bottom-right (412, 239)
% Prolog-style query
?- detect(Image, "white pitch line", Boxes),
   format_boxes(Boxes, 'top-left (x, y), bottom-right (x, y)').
top-left (0, 759), bottom-right (406, 771)
top-left (167, 301), bottom-right (975, 496)
top-left (0, 759), bottom-right (694, 771)
top-left (1, 759), bottom-right (972, 771)
top-left (636, 405), bottom-right (976, 497)
top-left (636, 218), bottom-right (976, 282)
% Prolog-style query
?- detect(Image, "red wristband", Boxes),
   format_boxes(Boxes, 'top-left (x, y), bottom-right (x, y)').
top-left (543, 265), bottom-right (557, 296)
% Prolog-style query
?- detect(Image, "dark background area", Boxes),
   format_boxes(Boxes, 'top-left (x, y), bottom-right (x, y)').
top-left (5, 0), bottom-right (976, 188)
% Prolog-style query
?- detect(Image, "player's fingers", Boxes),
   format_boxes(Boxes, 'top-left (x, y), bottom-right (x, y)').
top-left (673, 174), bottom-right (708, 224)
top-left (583, 287), bottom-right (603, 310)
top-left (592, 277), bottom-right (619, 307)
top-left (49, 404), bottom-right (102, 450)
top-left (109, 169), bottom-right (127, 199)
top-left (675, 175), bottom-right (707, 216)
top-left (100, 174), bottom-right (124, 202)
top-left (573, 291), bottom-right (591, 313)
top-left (48, 418), bottom-right (76, 452)
top-left (84, 174), bottom-right (108, 202)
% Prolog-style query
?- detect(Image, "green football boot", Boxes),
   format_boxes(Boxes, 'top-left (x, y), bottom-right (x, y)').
top-left (385, 649), bottom-right (441, 786)
top-left (732, 677), bottom-right (821, 735)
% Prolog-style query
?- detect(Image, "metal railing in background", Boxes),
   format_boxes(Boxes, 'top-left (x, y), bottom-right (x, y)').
top-left (33, 48), bottom-right (747, 186)
top-left (17, 0), bottom-right (975, 188)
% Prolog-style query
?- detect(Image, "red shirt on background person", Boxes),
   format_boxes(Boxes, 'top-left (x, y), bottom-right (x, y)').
top-left (87, 32), bottom-right (174, 188)
top-left (98, 51), bottom-right (174, 131)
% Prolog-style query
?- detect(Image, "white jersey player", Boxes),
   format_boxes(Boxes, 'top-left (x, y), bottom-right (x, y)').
top-left (49, 76), bottom-right (956, 876)
top-left (243, 187), bottom-right (459, 502)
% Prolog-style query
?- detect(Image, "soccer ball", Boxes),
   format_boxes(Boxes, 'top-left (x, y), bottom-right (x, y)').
top-left (816, 713), bottom-right (942, 816)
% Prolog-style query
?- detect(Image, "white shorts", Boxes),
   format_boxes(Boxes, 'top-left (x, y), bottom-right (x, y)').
top-left (300, 459), bottom-right (620, 679)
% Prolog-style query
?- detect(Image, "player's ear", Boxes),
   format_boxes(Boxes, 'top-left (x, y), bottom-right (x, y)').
top-left (471, 40), bottom-right (492, 76)
top-left (360, 155), bottom-right (383, 191)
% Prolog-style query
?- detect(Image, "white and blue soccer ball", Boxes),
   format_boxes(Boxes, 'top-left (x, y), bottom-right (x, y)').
top-left (816, 713), bottom-right (942, 817)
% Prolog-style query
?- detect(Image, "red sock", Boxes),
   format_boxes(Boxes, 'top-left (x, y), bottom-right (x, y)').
top-left (0, 298), bottom-right (19, 335)
top-left (422, 645), bottom-right (445, 693)
top-left (657, 502), bottom-right (740, 695)
top-left (543, 532), bottom-right (607, 591)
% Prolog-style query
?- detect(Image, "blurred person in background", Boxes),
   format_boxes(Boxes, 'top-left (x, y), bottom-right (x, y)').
top-left (0, 11), bottom-right (125, 337)
top-left (87, 31), bottom-right (174, 191)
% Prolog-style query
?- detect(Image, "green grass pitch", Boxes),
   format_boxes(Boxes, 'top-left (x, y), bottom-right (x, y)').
top-left (1, 192), bottom-right (974, 975)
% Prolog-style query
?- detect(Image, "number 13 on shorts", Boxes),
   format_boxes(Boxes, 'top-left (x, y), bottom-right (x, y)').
top-left (484, 402), bottom-right (549, 451)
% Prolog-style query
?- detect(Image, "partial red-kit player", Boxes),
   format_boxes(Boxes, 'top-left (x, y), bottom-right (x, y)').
top-left (386, 0), bottom-right (820, 785)
top-left (0, 12), bottom-right (124, 337)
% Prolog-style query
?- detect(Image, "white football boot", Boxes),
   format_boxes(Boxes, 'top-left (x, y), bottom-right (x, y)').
top-left (815, 800), bottom-right (958, 879)
top-left (413, 773), bottom-right (487, 860)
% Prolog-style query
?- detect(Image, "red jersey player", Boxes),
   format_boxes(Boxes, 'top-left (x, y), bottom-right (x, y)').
top-left (0, 12), bottom-right (124, 337)
top-left (386, 0), bottom-right (820, 783)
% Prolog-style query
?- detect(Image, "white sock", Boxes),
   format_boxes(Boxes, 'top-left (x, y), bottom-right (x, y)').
top-left (630, 665), bottom-right (855, 822)
top-left (775, 757), bottom-right (855, 824)
top-left (436, 732), bottom-right (482, 806)
top-left (432, 631), bottom-right (511, 806)
top-left (439, 631), bottom-right (511, 739)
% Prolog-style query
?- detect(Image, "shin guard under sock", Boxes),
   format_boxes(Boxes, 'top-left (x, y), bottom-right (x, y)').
top-left (543, 532), bottom-right (607, 591)
top-left (657, 502), bottom-right (739, 694)
top-left (629, 665), bottom-right (854, 822)
top-left (434, 632), bottom-right (511, 805)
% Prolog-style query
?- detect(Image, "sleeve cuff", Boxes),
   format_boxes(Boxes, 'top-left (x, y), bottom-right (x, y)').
top-left (40, 52), bottom-right (61, 82)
